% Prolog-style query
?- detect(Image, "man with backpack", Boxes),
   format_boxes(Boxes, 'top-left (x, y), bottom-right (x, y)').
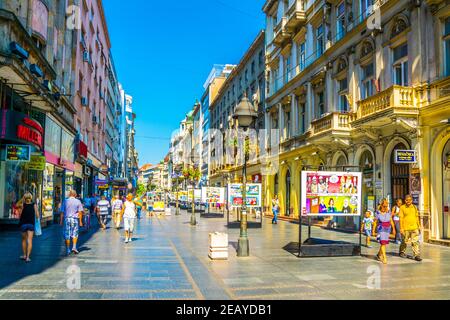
top-left (399, 194), bottom-right (423, 262)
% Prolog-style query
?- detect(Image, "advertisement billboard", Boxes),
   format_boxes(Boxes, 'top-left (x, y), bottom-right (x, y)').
top-left (201, 187), bottom-right (225, 204)
top-left (301, 171), bottom-right (362, 216)
top-left (228, 183), bottom-right (262, 208)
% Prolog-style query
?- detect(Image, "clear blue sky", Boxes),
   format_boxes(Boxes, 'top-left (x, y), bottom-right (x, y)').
top-left (103, 0), bottom-right (266, 167)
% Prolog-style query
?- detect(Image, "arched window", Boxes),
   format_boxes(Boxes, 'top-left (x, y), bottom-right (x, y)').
top-left (391, 17), bottom-right (408, 39)
top-left (360, 41), bottom-right (374, 59)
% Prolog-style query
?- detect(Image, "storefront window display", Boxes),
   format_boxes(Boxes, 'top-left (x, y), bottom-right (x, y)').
top-left (360, 151), bottom-right (375, 212)
top-left (65, 171), bottom-right (74, 198)
top-left (1, 159), bottom-right (43, 220)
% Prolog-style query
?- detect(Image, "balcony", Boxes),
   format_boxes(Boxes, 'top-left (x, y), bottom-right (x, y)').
top-left (286, 0), bottom-right (306, 30)
top-left (354, 85), bottom-right (419, 126)
top-left (273, 17), bottom-right (291, 47)
top-left (309, 112), bottom-right (355, 142)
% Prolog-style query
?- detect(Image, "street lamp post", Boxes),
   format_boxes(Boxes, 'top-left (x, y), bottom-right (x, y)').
top-left (175, 173), bottom-right (180, 215)
top-left (233, 93), bottom-right (258, 257)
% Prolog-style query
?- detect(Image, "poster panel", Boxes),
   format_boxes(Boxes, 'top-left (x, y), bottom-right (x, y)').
top-left (201, 187), bottom-right (225, 204)
top-left (301, 171), bottom-right (362, 216)
top-left (187, 189), bottom-right (202, 202)
top-left (228, 183), bottom-right (262, 208)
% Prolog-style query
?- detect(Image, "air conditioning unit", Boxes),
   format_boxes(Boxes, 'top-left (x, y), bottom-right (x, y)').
top-left (81, 97), bottom-right (88, 106)
top-left (10, 42), bottom-right (29, 60)
top-left (83, 51), bottom-right (89, 62)
top-left (61, 86), bottom-right (66, 95)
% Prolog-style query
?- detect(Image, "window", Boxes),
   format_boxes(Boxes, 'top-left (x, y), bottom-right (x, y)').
top-left (316, 91), bottom-right (325, 118)
top-left (361, 63), bottom-right (375, 99)
top-left (299, 42), bottom-right (306, 71)
top-left (298, 103), bottom-right (306, 134)
top-left (338, 78), bottom-right (348, 112)
top-left (316, 24), bottom-right (324, 58)
top-left (361, 0), bottom-right (373, 21)
top-left (284, 55), bottom-right (291, 83)
top-left (336, 2), bottom-right (346, 41)
top-left (251, 61), bottom-right (255, 75)
top-left (393, 43), bottom-right (408, 86)
top-left (444, 17), bottom-right (450, 76)
top-left (285, 110), bottom-right (291, 139)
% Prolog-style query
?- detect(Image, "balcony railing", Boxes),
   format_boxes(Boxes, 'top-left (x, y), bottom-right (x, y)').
top-left (273, 17), bottom-right (290, 46)
top-left (286, 0), bottom-right (306, 29)
top-left (310, 112), bottom-right (355, 137)
top-left (356, 85), bottom-right (417, 120)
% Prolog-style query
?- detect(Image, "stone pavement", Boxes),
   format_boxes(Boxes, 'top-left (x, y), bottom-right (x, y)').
top-left (1, 209), bottom-right (450, 300)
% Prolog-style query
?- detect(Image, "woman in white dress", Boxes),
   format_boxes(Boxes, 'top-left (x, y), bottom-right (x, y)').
top-left (121, 193), bottom-right (137, 243)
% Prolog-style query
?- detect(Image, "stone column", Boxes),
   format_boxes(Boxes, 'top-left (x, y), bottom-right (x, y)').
top-left (278, 103), bottom-right (285, 140)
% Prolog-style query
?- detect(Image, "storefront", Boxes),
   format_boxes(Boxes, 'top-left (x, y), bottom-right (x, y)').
top-left (43, 115), bottom-right (76, 222)
top-left (0, 109), bottom-right (45, 224)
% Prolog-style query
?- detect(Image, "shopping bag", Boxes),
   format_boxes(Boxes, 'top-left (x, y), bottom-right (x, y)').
top-left (35, 217), bottom-right (42, 236)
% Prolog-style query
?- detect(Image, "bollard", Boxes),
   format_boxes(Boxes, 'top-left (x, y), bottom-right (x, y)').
top-left (208, 232), bottom-right (228, 260)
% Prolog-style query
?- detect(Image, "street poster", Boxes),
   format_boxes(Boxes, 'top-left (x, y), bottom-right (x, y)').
top-left (187, 189), bottom-right (202, 202)
top-left (6, 145), bottom-right (30, 161)
top-left (227, 183), bottom-right (262, 208)
top-left (301, 171), bottom-right (362, 216)
top-left (201, 187), bottom-right (225, 204)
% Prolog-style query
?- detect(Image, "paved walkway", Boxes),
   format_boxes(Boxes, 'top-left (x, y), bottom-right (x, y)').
top-left (1, 209), bottom-right (450, 300)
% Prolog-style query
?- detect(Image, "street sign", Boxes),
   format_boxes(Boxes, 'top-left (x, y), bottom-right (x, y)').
top-left (6, 145), bottom-right (30, 161)
top-left (394, 150), bottom-right (417, 164)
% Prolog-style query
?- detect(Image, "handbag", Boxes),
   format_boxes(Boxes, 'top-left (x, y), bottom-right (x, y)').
top-left (35, 217), bottom-right (42, 236)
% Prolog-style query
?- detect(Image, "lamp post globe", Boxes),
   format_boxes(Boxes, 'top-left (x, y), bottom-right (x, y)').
top-left (233, 93), bottom-right (258, 257)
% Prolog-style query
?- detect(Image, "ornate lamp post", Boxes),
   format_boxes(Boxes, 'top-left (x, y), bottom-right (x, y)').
top-left (233, 93), bottom-right (258, 257)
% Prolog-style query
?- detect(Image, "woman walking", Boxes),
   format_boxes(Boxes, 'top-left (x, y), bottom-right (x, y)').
top-left (18, 193), bottom-right (39, 263)
top-left (374, 199), bottom-right (395, 264)
top-left (122, 193), bottom-right (137, 243)
top-left (272, 195), bottom-right (279, 224)
top-left (392, 198), bottom-right (403, 244)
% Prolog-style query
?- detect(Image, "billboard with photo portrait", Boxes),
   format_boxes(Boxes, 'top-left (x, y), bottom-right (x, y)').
top-left (301, 171), bottom-right (362, 216)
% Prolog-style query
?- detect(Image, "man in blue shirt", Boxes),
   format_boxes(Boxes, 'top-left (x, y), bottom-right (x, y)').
top-left (60, 190), bottom-right (84, 256)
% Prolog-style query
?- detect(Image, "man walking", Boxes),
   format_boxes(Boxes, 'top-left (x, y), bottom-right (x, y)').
top-left (60, 190), bottom-right (84, 256)
top-left (111, 195), bottom-right (124, 229)
top-left (399, 194), bottom-right (423, 261)
top-left (96, 195), bottom-right (110, 230)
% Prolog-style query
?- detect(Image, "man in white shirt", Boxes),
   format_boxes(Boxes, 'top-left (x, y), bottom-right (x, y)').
top-left (96, 195), bottom-right (110, 230)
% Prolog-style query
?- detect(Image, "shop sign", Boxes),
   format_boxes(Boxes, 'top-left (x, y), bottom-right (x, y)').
top-left (0, 109), bottom-right (44, 149)
top-left (6, 145), bottom-right (30, 161)
top-left (95, 178), bottom-right (108, 185)
top-left (98, 184), bottom-right (109, 190)
top-left (26, 154), bottom-right (46, 170)
top-left (84, 165), bottom-right (91, 177)
top-left (78, 140), bottom-right (88, 159)
top-left (100, 164), bottom-right (109, 174)
top-left (394, 150), bottom-right (417, 164)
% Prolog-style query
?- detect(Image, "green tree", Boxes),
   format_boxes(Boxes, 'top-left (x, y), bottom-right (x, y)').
top-left (136, 183), bottom-right (146, 197)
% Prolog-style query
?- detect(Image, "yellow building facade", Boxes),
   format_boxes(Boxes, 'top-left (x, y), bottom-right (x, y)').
top-left (261, 0), bottom-right (450, 242)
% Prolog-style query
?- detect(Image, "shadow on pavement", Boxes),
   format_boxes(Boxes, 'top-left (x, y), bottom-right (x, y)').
top-left (0, 216), bottom-right (102, 290)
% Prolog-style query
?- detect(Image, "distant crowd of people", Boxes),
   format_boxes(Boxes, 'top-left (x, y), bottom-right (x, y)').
top-left (16, 190), bottom-right (156, 261)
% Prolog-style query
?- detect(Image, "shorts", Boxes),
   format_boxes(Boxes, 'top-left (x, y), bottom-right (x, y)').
top-left (148, 206), bottom-right (153, 212)
top-left (364, 229), bottom-right (372, 237)
top-left (20, 224), bottom-right (34, 233)
top-left (64, 218), bottom-right (79, 240)
top-left (123, 217), bottom-right (135, 232)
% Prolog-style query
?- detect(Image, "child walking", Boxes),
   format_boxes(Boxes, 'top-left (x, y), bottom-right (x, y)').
top-left (361, 210), bottom-right (374, 248)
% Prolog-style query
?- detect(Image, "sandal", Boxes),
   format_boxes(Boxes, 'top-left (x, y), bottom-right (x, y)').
top-left (20, 255), bottom-right (26, 260)
top-left (25, 258), bottom-right (31, 263)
